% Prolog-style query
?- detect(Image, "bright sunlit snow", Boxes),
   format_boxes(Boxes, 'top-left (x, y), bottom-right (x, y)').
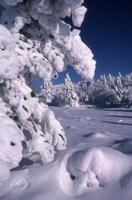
top-left (0, 106), bottom-right (132, 200)
top-left (0, 0), bottom-right (131, 200)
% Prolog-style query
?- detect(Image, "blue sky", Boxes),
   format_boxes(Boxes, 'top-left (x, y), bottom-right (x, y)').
top-left (54, 0), bottom-right (132, 84)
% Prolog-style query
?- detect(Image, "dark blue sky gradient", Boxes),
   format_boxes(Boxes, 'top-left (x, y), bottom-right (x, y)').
top-left (54, 0), bottom-right (132, 84)
top-left (83, 0), bottom-right (132, 78)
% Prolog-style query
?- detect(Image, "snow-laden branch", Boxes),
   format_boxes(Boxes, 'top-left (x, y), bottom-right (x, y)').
top-left (0, 0), bottom-right (96, 185)
top-left (0, 0), bottom-right (96, 81)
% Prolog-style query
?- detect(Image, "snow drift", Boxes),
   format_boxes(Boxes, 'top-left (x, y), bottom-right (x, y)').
top-left (59, 146), bottom-right (132, 197)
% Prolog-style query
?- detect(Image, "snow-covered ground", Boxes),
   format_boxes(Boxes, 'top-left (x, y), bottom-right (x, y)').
top-left (0, 105), bottom-right (132, 200)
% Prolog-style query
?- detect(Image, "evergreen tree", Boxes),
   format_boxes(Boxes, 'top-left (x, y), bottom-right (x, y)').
top-left (79, 79), bottom-right (91, 104)
top-left (40, 81), bottom-right (53, 104)
top-left (88, 74), bottom-right (122, 107)
top-left (59, 74), bottom-right (80, 107)
top-left (0, 0), bottom-right (96, 183)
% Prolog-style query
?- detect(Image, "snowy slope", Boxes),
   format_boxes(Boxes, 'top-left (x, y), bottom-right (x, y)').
top-left (0, 106), bottom-right (132, 200)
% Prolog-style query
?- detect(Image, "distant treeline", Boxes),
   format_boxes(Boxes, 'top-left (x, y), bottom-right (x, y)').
top-left (40, 73), bottom-right (132, 108)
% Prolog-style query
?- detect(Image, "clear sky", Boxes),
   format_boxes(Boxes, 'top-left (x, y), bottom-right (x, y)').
top-left (54, 0), bottom-right (132, 84)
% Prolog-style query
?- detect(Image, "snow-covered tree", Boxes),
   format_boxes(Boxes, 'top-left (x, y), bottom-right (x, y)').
top-left (58, 74), bottom-right (80, 107)
top-left (52, 84), bottom-right (62, 106)
top-left (123, 86), bottom-right (132, 108)
top-left (121, 73), bottom-right (132, 107)
top-left (88, 75), bottom-right (122, 107)
top-left (40, 81), bottom-right (53, 104)
top-left (87, 73), bottom-right (132, 108)
top-left (79, 78), bottom-right (91, 104)
top-left (0, 0), bottom-right (96, 184)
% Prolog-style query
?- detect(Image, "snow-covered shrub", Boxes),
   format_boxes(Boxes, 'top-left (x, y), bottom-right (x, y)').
top-left (57, 74), bottom-right (80, 107)
top-left (0, 0), bottom-right (96, 183)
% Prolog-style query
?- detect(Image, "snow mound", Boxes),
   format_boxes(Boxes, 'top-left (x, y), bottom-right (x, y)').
top-left (89, 132), bottom-right (109, 139)
top-left (59, 146), bottom-right (132, 196)
top-left (83, 131), bottom-right (124, 146)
